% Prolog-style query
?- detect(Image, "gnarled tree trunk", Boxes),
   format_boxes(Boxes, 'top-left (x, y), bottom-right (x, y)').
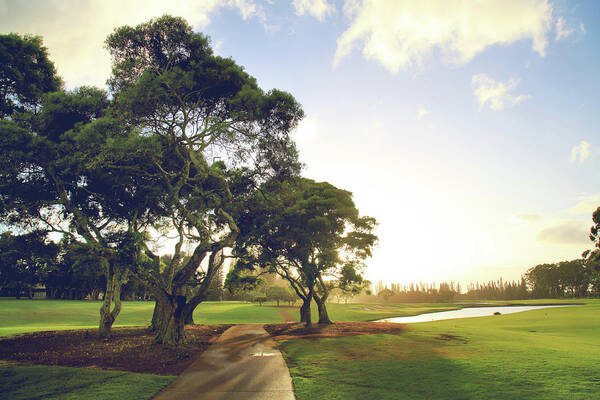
top-left (152, 293), bottom-right (187, 345)
top-left (314, 277), bottom-right (332, 324)
top-left (99, 260), bottom-right (126, 338)
top-left (299, 297), bottom-right (312, 326)
top-left (313, 292), bottom-right (332, 325)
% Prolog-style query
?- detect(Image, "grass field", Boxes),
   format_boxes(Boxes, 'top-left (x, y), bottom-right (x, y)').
top-left (0, 364), bottom-right (174, 400)
top-left (0, 299), bottom-right (466, 337)
top-left (0, 300), bottom-right (291, 336)
top-left (279, 299), bottom-right (600, 400)
top-left (0, 298), bottom-right (580, 337)
top-left (1, 299), bottom-right (596, 399)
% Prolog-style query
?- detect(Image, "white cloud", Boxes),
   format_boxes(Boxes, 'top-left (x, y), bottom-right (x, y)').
top-left (417, 107), bottom-right (428, 120)
top-left (568, 194), bottom-right (600, 215)
top-left (333, 0), bottom-right (553, 73)
top-left (293, 0), bottom-right (335, 21)
top-left (555, 16), bottom-right (574, 41)
top-left (537, 221), bottom-right (590, 245)
top-left (580, 23), bottom-right (586, 35)
top-left (0, 0), bottom-right (263, 88)
top-left (570, 141), bottom-right (591, 164)
top-left (472, 74), bottom-right (531, 111)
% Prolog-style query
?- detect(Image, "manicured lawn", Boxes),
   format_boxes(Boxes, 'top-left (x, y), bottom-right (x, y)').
top-left (0, 298), bottom-right (581, 336)
top-left (279, 300), bottom-right (600, 400)
top-left (0, 300), bottom-right (290, 336)
top-left (0, 364), bottom-right (174, 400)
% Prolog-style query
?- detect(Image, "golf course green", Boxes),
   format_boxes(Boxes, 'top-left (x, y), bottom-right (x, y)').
top-left (279, 299), bottom-right (600, 400)
top-left (1, 299), bottom-right (597, 399)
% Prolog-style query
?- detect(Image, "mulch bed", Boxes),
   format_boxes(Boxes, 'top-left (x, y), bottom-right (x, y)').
top-left (0, 324), bottom-right (231, 376)
top-left (264, 321), bottom-right (405, 340)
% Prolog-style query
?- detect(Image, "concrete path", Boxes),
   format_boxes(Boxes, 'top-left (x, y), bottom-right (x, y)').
top-left (153, 324), bottom-right (296, 400)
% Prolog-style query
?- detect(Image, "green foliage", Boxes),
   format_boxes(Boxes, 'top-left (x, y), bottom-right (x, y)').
top-left (44, 239), bottom-right (105, 300)
top-left (235, 177), bottom-right (377, 322)
top-left (0, 231), bottom-right (58, 296)
top-left (525, 260), bottom-right (589, 298)
top-left (224, 265), bottom-right (264, 295)
top-left (0, 33), bottom-right (62, 118)
top-left (1, 15), bottom-right (304, 344)
top-left (266, 285), bottom-right (292, 306)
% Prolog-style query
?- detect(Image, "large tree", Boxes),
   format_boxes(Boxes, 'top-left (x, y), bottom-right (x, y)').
top-left (0, 52), bottom-right (156, 337)
top-left (101, 15), bottom-right (303, 344)
top-left (235, 178), bottom-right (377, 326)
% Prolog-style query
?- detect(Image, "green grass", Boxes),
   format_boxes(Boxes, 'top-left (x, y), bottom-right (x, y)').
top-left (0, 298), bottom-right (581, 336)
top-left (0, 299), bottom-right (292, 336)
top-left (0, 364), bottom-right (174, 400)
top-left (279, 299), bottom-right (600, 400)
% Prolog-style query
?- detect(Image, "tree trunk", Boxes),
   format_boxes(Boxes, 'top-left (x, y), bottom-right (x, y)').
top-left (313, 293), bottom-right (332, 324)
top-left (183, 306), bottom-right (195, 325)
top-left (152, 294), bottom-right (187, 345)
top-left (99, 262), bottom-right (125, 338)
top-left (299, 297), bottom-right (312, 326)
top-left (150, 297), bottom-right (168, 332)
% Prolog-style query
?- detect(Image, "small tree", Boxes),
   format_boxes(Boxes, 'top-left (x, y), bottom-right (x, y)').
top-left (266, 285), bottom-right (289, 307)
top-left (235, 178), bottom-right (377, 326)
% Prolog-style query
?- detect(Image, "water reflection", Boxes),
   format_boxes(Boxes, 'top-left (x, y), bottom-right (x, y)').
top-left (376, 305), bottom-right (576, 323)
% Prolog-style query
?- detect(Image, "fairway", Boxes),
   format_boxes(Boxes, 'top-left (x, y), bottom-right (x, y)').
top-left (279, 300), bottom-right (600, 400)
top-left (0, 299), bottom-right (466, 337)
top-left (0, 300), bottom-right (290, 337)
top-left (0, 299), bottom-right (578, 337)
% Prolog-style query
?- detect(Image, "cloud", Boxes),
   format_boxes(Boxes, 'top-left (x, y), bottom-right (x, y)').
top-left (555, 16), bottom-right (574, 41)
top-left (515, 214), bottom-right (542, 223)
top-left (293, 0), bottom-right (335, 21)
top-left (472, 74), bottom-right (531, 111)
top-left (568, 194), bottom-right (600, 215)
top-left (570, 141), bottom-right (591, 164)
top-left (417, 107), bottom-right (428, 120)
top-left (333, 0), bottom-right (553, 72)
top-left (0, 0), bottom-right (263, 88)
top-left (537, 221), bottom-right (590, 245)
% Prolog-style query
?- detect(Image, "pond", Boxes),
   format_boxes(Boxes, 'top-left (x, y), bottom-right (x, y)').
top-left (376, 305), bottom-right (577, 323)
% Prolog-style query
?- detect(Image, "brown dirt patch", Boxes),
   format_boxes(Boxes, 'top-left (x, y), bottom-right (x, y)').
top-left (0, 324), bottom-right (231, 376)
top-left (279, 308), bottom-right (296, 322)
top-left (264, 321), bottom-right (405, 340)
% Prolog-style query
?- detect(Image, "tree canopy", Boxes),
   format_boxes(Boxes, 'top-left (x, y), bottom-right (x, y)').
top-left (234, 177), bottom-right (377, 325)
top-left (0, 17), bottom-right (304, 344)
top-left (0, 33), bottom-right (62, 118)
top-left (98, 15), bottom-right (304, 344)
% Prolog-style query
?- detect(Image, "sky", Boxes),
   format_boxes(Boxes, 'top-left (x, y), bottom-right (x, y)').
top-left (3, 0), bottom-right (600, 288)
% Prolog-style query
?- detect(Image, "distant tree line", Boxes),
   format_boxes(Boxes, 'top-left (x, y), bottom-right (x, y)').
top-left (463, 278), bottom-right (529, 300)
top-left (372, 258), bottom-right (599, 302)
top-left (0, 232), bottom-right (151, 300)
top-left (373, 281), bottom-right (462, 303)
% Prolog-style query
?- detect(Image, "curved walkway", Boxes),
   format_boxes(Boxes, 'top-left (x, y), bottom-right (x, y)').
top-left (153, 324), bottom-right (296, 400)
